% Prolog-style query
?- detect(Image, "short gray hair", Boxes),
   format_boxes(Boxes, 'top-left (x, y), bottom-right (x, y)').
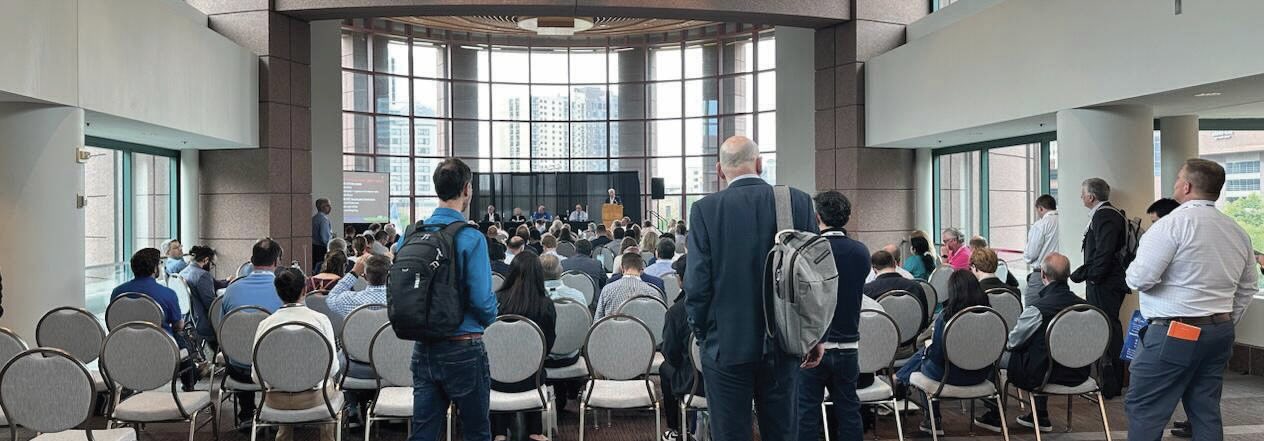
top-left (540, 254), bottom-right (563, 280)
top-left (328, 238), bottom-right (347, 254)
top-left (1082, 178), bottom-right (1111, 201)
top-left (720, 136), bottom-right (760, 169)
top-left (942, 227), bottom-right (963, 242)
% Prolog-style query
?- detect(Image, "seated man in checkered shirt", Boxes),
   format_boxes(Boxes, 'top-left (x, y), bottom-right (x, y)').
top-left (593, 252), bottom-right (662, 320)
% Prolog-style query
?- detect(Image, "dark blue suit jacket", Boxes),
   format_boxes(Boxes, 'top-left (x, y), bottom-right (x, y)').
top-left (684, 177), bottom-right (817, 365)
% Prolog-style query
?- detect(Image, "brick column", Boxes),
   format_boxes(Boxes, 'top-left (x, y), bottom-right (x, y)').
top-left (815, 1), bottom-right (926, 248)
top-left (190, 3), bottom-right (313, 272)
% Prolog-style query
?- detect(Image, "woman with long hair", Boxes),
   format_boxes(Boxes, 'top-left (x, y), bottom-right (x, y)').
top-left (903, 236), bottom-right (936, 280)
top-left (492, 251), bottom-right (556, 441)
top-left (306, 250), bottom-right (347, 293)
top-left (641, 230), bottom-right (659, 255)
top-left (895, 269), bottom-right (991, 434)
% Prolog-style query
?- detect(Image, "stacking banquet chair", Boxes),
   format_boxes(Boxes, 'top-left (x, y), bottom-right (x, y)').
top-left (876, 289), bottom-right (924, 368)
top-left (251, 321), bottom-right (344, 441)
top-left (366, 322), bottom-right (414, 441)
top-left (908, 306), bottom-right (1011, 441)
top-left (579, 314), bottom-right (660, 441)
top-left (985, 288), bottom-right (1023, 333)
top-left (556, 242), bottom-right (577, 257)
top-left (0, 327), bottom-right (30, 429)
top-left (617, 295), bottom-right (668, 371)
top-left (235, 262), bottom-right (253, 279)
top-left (491, 273), bottom-right (507, 293)
top-left (36, 307), bottom-right (111, 401)
top-left (339, 304), bottom-right (389, 394)
top-left (1004, 304), bottom-right (1113, 441)
top-left (915, 280), bottom-right (938, 328)
top-left (0, 348), bottom-right (137, 441)
top-left (485, 315), bottom-right (555, 440)
top-left (594, 247), bottom-right (616, 273)
top-left (560, 271), bottom-right (598, 306)
top-left (996, 261), bottom-right (1011, 285)
top-left (101, 322), bottom-right (216, 441)
top-left (660, 273), bottom-right (682, 302)
top-left (543, 298), bottom-right (593, 434)
top-left (105, 292), bottom-right (165, 331)
top-left (927, 266), bottom-right (953, 307)
top-left (304, 290), bottom-right (342, 340)
top-left (216, 306), bottom-right (271, 428)
top-left (679, 335), bottom-right (708, 440)
top-left (822, 309), bottom-right (904, 441)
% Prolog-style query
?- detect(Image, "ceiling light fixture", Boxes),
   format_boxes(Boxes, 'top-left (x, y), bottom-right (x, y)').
top-left (1195, 92), bottom-right (1223, 97)
top-left (517, 17), bottom-right (595, 36)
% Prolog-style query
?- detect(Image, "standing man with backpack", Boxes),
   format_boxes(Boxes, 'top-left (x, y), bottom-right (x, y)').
top-left (1070, 177), bottom-right (1131, 398)
top-left (391, 158), bottom-right (498, 441)
top-left (685, 136), bottom-right (820, 441)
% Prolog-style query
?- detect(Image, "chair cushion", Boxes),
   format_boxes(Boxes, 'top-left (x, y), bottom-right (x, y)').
top-left (1037, 378), bottom-right (1098, 395)
top-left (113, 391), bottom-right (212, 421)
top-left (259, 392), bottom-right (345, 423)
top-left (584, 380), bottom-right (657, 409)
top-left (341, 376), bottom-right (379, 390)
top-left (545, 358), bottom-right (588, 380)
top-left (222, 375), bottom-right (261, 392)
top-left (371, 387), bottom-right (412, 418)
top-left (857, 380), bottom-right (895, 403)
top-left (681, 394), bottom-right (707, 410)
top-left (33, 429), bottom-right (137, 441)
top-left (909, 372), bottom-right (997, 399)
top-left (490, 386), bottom-right (549, 412)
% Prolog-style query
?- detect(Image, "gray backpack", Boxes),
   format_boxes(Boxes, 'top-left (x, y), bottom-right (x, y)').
top-left (763, 185), bottom-right (840, 357)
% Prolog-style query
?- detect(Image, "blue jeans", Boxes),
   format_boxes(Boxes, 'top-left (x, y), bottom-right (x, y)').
top-left (409, 340), bottom-right (491, 441)
top-left (1126, 321), bottom-right (1234, 441)
top-left (797, 348), bottom-right (862, 441)
top-left (701, 352), bottom-right (798, 441)
top-left (895, 351), bottom-right (941, 420)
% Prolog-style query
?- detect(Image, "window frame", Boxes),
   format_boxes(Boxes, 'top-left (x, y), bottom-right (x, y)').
top-left (931, 132), bottom-right (1056, 245)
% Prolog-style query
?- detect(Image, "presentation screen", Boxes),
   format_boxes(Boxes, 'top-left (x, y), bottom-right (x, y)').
top-left (343, 171), bottom-right (390, 223)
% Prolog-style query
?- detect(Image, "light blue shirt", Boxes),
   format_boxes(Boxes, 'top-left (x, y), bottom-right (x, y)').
top-left (644, 259), bottom-right (676, 279)
top-left (545, 280), bottom-right (586, 304)
top-left (221, 270), bottom-right (284, 368)
top-left (424, 207), bottom-right (499, 335)
top-left (313, 212), bottom-right (331, 246)
top-left (327, 274), bottom-right (387, 318)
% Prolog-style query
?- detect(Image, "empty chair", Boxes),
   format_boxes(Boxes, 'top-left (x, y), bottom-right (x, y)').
top-left (0, 327), bottom-right (29, 428)
top-left (251, 322), bottom-right (344, 441)
top-left (485, 315), bottom-right (553, 440)
top-left (492, 273), bottom-right (507, 293)
top-left (37, 307), bottom-right (109, 392)
top-left (560, 271), bottom-right (598, 306)
top-left (367, 323), bottom-right (414, 441)
top-left (100, 322), bottom-right (215, 440)
top-left (0, 348), bottom-right (136, 441)
top-left (105, 293), bottom-right (165, 331)
top-left (877, 290), bottom-right (924, 367)
top-left (908, 306), bottom-right (1010, 441)
top-left (928, 266), bottom-right (952, 306)
top-left (822, 309), bottom-right (904, 441)
top-left (985, 288), bottom-right (1023, 333)
top-left (661, 273), bottom-right (682, 302)
top-left (1008, 305), bottom-right (1112, 441)
top-left (579, 315), bottom-right (660, 441)
top-left (915, 280), bottom-right (938, 326)
top-left (557, 241), bottom-right (577, 257)
top-left (546, 298), bottom-right (593, 382)
top-left (339, 304), bottom-right (389, 391)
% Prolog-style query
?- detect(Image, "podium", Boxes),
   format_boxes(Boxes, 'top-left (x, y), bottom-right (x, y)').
top-left (602, 204), bottom-right (623, 227)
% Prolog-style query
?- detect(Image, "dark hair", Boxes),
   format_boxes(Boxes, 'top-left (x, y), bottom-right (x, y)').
top-left (368, 223), bottom-right (381, 232)
top-left (251, 238), bottom-right (283, 267)
top-left (541, 234), bottom-right (558, 249)
top-left (487, 240), bottom-right (507, 261)
top-left (943, 269), bottom-right (989, 318)
top-left (352, 236), bottom-right (368, 255)
top-left (813, 190), bottom-right (852, 228)
top-left (189, 245), bottom-right (217, 264)
top-left (620, 237), bottom-right (638, 253)
top-left (433, 158), bottom-right (472, 201)
top-left (910, 236), bottom-right (934, 271)
top-left (657, 238), bottom-right (676, 260)
top-left (315, 198), bottom-right (330, 210)
top-left (675, 224), bottom-right (686, 236)
top-left (507, 236), bottom-right (526, 251)
top-left (374, 230), bottom-right (388, 243)
top-left (597, 224), bottom-right (607, 232)
top-left (671, 256), bottom-right (687, 283)
top-left (575, 239), bottom-right (593, 256)
top-left (870, 250), bottom-right (896, 270)
top-left (627, 225), bottom-right (641, 240)
top-left (1183, 158), bottom-right (1226, 200)
top-left (1035, 194), bottom-right (1057, 211)
top-left (1146, 198), bottom-right (1181, 219)
top-left (529, 228), bottom-right (541, 241)
top-left (613, 227), bottom-right (625, 240)
top-left (365, 255), bottom-right (390, 286)
top-left (344, 225), bottom-right (356, 236)
top-left (620, 251), bottom-right (645, 271)
top-left (557, 229), bottom-right (574, 243)
top-left (497, 250), bottom-right (551, 319)
top-left (274, 267), bottom-right (306, 304)
top-left (321, 251), bottom-right (348, 277)
top-left (130, 248), bottom-right (162, 278)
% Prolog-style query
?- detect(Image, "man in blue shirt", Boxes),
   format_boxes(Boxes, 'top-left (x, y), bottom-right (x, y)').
top-left (313, 198), bottom-right (333, 273)
top-left (111, 247), bottom-right (197, 391)
top-left (410, 158), bottom-right (499, 441)
top-left (220, 238), bottom-right (285, 429)
top-left (531, 204), bottom-right (552, 222)
top-left (162, 239), bottom-right (188, 276)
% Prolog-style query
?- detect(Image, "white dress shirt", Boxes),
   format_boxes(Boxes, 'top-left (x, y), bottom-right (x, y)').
top-left (1023, 210), bottom-right (1059, 270)
top-left (866, 267), bottom-right (913, 284)
top-left (1125, 200), bottom-right (1258, 322)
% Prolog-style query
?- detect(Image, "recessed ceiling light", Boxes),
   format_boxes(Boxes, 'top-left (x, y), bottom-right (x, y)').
top-left (1195, 92), bottom-right (1222, 97)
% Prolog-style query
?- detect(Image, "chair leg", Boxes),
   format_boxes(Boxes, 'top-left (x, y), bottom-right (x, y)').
top-left (1029, 393), bottom-right (1042, 441)
top-left (579, 403), bottom-right (587, 441)
top-left (1066, 394), bottom-right (1074, 433)
top-left (365, 413), bottom-right (372, 441)
top-left (249, 417), bottom-right (258, 441)
top-left (189, 411), bottom-right (199, 441)
top-left (820, 401), bottom-right (831, 441)
top-left (1096, 392), bottom-right (1113, 441)
top-left (995, 395), bottom-right (1011, 441)
top-left (212, 403), bottom-right (220, 441)
top-left (891, 398), bottom-right (905, 441)
top-left (928, 397), bottom-right (940, 441)
top-left (336, 411), bottom-right (344, 441)
top-left (680, 405), bottom-right (688, 439)
top-left (655, 402), bottom-right (662, 441)
top-left (445, 404), bottom-right (453, 441)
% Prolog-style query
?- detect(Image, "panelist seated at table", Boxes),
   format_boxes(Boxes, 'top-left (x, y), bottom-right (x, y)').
top-left (481, 205), bottom-right (502, 223)
top-left (532, 205), bottom-right (553, 222)
top-left (509, 208), bottom-right (528, 223)
top-left (606, 188), bottom-right (623, 205)
top-left (568, 204), bottom-right (589, 222)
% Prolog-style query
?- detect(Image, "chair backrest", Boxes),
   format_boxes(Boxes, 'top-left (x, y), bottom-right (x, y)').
top-left (595, 246), bottom-right (616, 272)
top-left (253, 321), bottom-right (334, 393)
top-left (551, 298), bottom-right (593, 357)
top-left (219, 306), bottom-right (271, 366)
top-left (167, 274), bottom-right (193, 316)
top-left (100, 322), bottom-right (179, 391)
top-left (484, 315), bottom-right (547, 384)
top-left (876, 290), bottom-right (922, 346)
top-left (560, 271), bottom-right (597, 305)
top-left (661, 273), bottom-right (681, 301)
top-left (857, 309), bottom-right (900, 374)
top-left (928, 266), bottom-right (952, 305)
top-left (304, 290), bottom-right (343, 336)
top-left (640, 251), bottom-right (655, 262)
top-left (236, 262), bottom-right (253, 279)
top-left (0, 349), bottom-right (96, 434)
top-left (491, 273), bottom-right (506, 293)
top-left (36, 307), bottom-right (107, 363)
top-left (616, 295), bottom-right (668, 346)
top-left (1046, 305), bottom-right (1111, 370)
top-left (0, 328), bottom-right (30, 371)
top-left (105, 292), bottom-right (165, 331)
top-left (341, 304), bottom-right (389, 362)
top-left (995, 260), bottom-right (1010, 282)
top-left (584, 315), bottom-right (655, 381)
top-left (942, 306), bottom-right (1008, 372)
top-left (210, 295), bottom-right (227, 334)
top-left (985, 288), bottom-right (1022, 332)
top-left (370, 323), bottom-right (413, 387)
top-left (557, 242), bottom-right (577, 257)
top-left (689, 334), bottom-right (702, 374)
top-left (915, 279), bottom-right (938, 324)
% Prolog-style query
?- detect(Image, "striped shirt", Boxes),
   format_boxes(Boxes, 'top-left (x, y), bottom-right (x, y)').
top-left (594, 274), bottom-right (661, 320)
top-left (327, 274), bottom-right (387, 319)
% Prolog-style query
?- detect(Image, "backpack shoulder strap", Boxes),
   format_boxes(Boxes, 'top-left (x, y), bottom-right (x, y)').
top-left (773, 185), bottom-right (793, 232)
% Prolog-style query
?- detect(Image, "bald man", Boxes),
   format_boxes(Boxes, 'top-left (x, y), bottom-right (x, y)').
top-left (866, 243), bottom-right (914, 283)
top-left (685, 135), bottom-right (817, 441)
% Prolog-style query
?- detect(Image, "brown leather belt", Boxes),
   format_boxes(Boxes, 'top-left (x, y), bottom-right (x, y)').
top-left (447, 333), bottom-right (482, 341)
top-left (1149, 313), bottom-right (1232, 326)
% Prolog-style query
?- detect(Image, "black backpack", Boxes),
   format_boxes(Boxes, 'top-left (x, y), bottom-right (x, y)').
top-left (387, 221), bottom-right (471, 341)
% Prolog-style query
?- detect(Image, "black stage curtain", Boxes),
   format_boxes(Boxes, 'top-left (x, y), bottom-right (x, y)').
top-left (472, 172), bottom-right (641, 224)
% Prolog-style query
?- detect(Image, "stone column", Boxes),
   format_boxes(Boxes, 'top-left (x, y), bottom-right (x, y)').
top-left (190, 3), bottom-right (313, 273)
top-left (814, 1), bottom-right (927, 248)
top-left (1159, 115), bottom-right (1200, 197)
